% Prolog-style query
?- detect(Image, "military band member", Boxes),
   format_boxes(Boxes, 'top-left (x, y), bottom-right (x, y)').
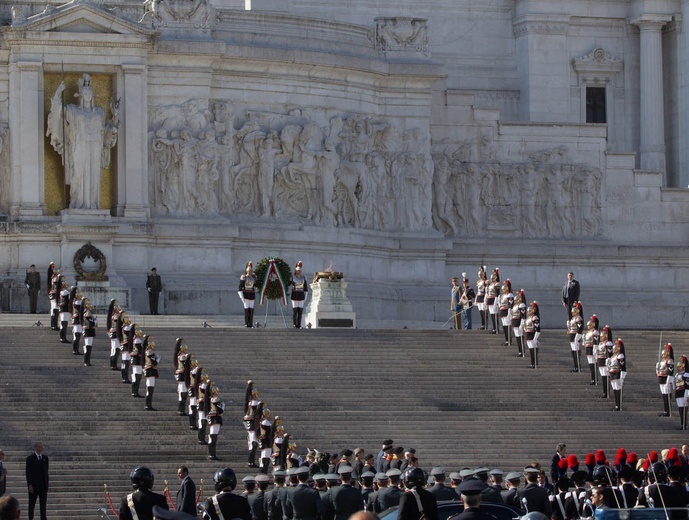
top-left (142, 340), bottom-right (158, 410)
top-left (290, 261), bottom-right (309, 329)
top-left (460, 275), bottom-right (476, 330)
top-left (675, 355), bottom-right (689, 430)
top-left (107, 299), bottom-right (120, 371)
top-left (566, 301), bottom-right (584, 373)
top-left (475, 266), bottom-right (488, 330)
top-left (485, 268), bottom-right (500, 334)
top-left (657, 343), bottom-right (675, 417)
top-left (207, 385), bottom-right (225, 460)
top-left (58, 281), bottom-right (71, 343)
top-left (498, 279), bottom-right (513, 346)
top-left (510, 289), bottom-right (526, 357)
top-left (450, 277), bottom-right (462, 330)
top-left (524, 302), bottom-right (540, 369)
top-left (607, 338), bottom-right (625, 411)
top-left (596, 326), bottom-right (613, 399)
top-left (239, 261), bottom-right (257, 328)
top-left (244, 381), bottom-right (262, 468)
top-left (584, 315), bottom-right (600, 385)
top-left (259, 408), bottom-right (274, 473)
top-left (130, 329), bottom-right (144, 398)
top-left (82, 302), bottom-right (97, 367)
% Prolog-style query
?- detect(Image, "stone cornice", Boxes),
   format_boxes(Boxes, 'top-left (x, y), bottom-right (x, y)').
top-left (513, 14), bottom-right (571, 37)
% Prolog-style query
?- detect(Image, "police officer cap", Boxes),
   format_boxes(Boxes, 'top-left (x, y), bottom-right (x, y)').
top-left (361, 471), bottom-right (376, 479)
top-left (570, 470), bottom-right (588, 483)
top-left (458, 479), bottom-right (485, 496)
top-left (430, 467), bottom-right (446, 477)
top-left (341, 449), bottom-right (353, 457)
top-left (523, 467), bottom-right (540, 476)
top-left (474, 467), bottom-right (489, 476)
top-left (313, 473), bottom-right (326, 482)
top-left (617, 467), bottom-right (635, 481)
top-left (152, 506), bottom-right (197, 520)
top-left (449, 472), bottom-right (462, 482)
top-left (286, 467), bottom-right (297, 476)
top-left (386, 468), bottom-right (402, 477)
top-left (256, 474), bottom-right (271, 483)
top-left (364, 453), bottom-right (374, 461)
top-left (459, 468), bottom-right (475, 479)
top-left (242, 475), bottom-right (256, 484)
top-left (375, 472), bottom-right (389, 482)
top-left (338, 465), bottom-right (353, 475)
top-left (505, 472), bottom-right (522, 482)
top-left (489, 469), bottom-right (503, 477)
top-left (294, 466), bottom-right (310, 476)
top-left (273, 470), bottom-right (287, 478)
top-left (326, 473), bottom-right (340, 482)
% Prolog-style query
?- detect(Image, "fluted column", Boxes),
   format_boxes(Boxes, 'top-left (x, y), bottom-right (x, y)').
top-left (632, 15), bottom-right (672, 175)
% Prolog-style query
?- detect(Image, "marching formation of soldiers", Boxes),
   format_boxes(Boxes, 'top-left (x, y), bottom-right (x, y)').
top-left (46, 265), bottom-right (98, 366)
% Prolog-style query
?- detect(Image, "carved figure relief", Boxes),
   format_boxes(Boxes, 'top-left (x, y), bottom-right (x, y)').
top-left (141, 0), bottom-right (214, 29)
top-left (372, 17), bottom-right (429, 55)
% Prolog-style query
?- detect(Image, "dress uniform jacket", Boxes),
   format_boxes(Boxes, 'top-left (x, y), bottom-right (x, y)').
top-left (250, 490), bottom-right (269, 520)
top-left (480, 484), bottom-right (503, 504)
top-left (322, 484), bottom-right (362, 520)
top-left (204, 491), bottom-right (252, 520)
top-left (501, 488), bottom-right (518, 508)
top-left (427, 483), bottom-right (457, 501)
top-left (286, 483), bottom-right (325, 520)
top-left (517, 483), bottom-right (552, 516)
top-left (265, 486), bottom-right (285, 520)
top-left (118, 489), bottom-right (168, 520)
top-left (455, 507), bottom-right (496, 520)
top-left (397, 488), bottom-right (439, 520)
top-left (375, 485), bottom-right (402, 512)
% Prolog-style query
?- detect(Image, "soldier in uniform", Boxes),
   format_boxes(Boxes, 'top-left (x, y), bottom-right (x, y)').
top-left (566, 301), bottom-right (584, 373)
top-left (675, 355), bottom-right (689, 429)
top-left (70, 291), bottom-right (84, 355)
top-left (657, 343), bottom-right (675, 417)
top-left (143, 340), bottom-right (160, 411)
top-left (265, 469), bottom-right (286, 520)
top-left (501, 472), bottom-right (521, 507)
top-left (460, 275), bottom-right (476, 330)
top-left (455, 479), bottom-right (492, 520)
top-left (397, 468), bottom-right (438, 520)
top-left (510, 290), bottom-right (526, 357)
top-left (58, 281), bottom-right (71, 343)
top-left (498, 279), bottom-right (513, 346)
top-left (82, 303), bottom-right (96, 367)
top-left (290, 261), bottom-right (309, 329)
top-left (595, 326), bottom-right (613, 399)
top-left (549, 477), bottom-right (570, 520)
top-left (524, 302), bottom-right (540, 369)
top-left (130, 329), bottom-right (144, 398)
top-left (48, 267), bottom-right (60, 330)
top-left (322, 465), bottom-right (363, 520)
top-left (25, 264), bottom-right (41, 314)
top-left (107, 300), bottom-right (120, 371)
top-left (145, 267), bottom-right (162, 315)
top-left (584, 315), bottom-right (600, 385)
top-left (259, 408), bottom-right (274, 472)
top-left (564, 470), bottom-right (589, 519)
top-left (239, 261), bottom-right (257, 328)
top-left (207, 385), bottom-right (225, 461)
top-left (204, 468), bottom-right (252, 520)
top-left (485, 268), bottom-right (500, 334)
top-left (251, 474), bottom-right (270, 520)
top-left (450, 277), bottom-right (462, 330)
top-left (517, 467), bottom-right (551, 516)
top-left (607, 338), bottom-right (626, 411)
top-left (427, 467), bottom-right (457, 501)
top-left (174, 341), bottom-right (191, 416)
top-left (119, 314), bottom-right (132, 383)
top-left (244, 381), bottom-right (262, 468)
top-left (372, 473), bottom-right (399, 514)
top-left (118, 466), bottom-right (168, 520)
top-left (188, 360), bottom-right (201, 429)
top-left (475, 266), bottom-right (488, 331)
top-left (197, 372), bottom-right (210, 443)
top-left (285, 466), bottom-right (325, 520)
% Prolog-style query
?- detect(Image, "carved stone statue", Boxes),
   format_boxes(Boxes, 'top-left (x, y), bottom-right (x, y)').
top-left (47, 74), bottom-right (119, 210)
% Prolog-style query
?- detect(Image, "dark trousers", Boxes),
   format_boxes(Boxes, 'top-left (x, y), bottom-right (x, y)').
top-left (28, 290), bottom-right (39, 313)
top-left (28, 489), bottom-right (47, 520)
top-left (148, 291), bottom-right (160, 315)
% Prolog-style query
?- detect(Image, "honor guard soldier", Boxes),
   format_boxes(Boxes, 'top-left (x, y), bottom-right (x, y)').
top-left (258, 408), bottom-right (274, 472)
top-left (398, 468), bottom-right (438, 520)
top-left (595, 326), bottom-right (613, 399)
top-left (428, 467), bottom-right (457, 501)
top-left (174, 341), bottom-right (191, 416)
top-left (510, 290), bottom-right (526, 357)
top-left (207, 386), bottom-right (224, 460)
top-left (498, 280), bottom-right (513, 346)
top-left (82, 303), bottom-right (96, 366)
top-left (518, 467), bottom-right (551, 516)
top-left (675, 355), bottom-right (689, 429)
top-left (564, 470), bottom-right (589, 519)
top-left (71, 290), bottom-right (84, 355)
top-left (204, 468), bottom-right (252, 520)
top-left (48, 267), bottom-right (60, 330)
top-left (58, 281), bottom-right (71, 343)
top-left (524, 302), bottom-right (540, 369)
top-left (322, 465), bottom-right (363, 520)
top-left (119, 314), bottom-right (132, 383)
top-left (197, 372), bottom-right (210, 443)
top-left (285, 466), bottom-right (325, 520)
top-left (657, 343), bottom-right (675, 417)
top-left (119, 466), bottom-right (168, 520)
top-left (566, 301), bottom-right (584, 372)
top-left (188, 360), bottom-right (201, 429)
top-left (244, 381), bottom-right (262, 468)
top-left (607, 338), bottom-right (626, 411)
top-left (485, 268), bottom-right (500, 334)
top-left (475, 266), bottom-right (488, 330)
top-left (584, 315), bottom-right (600, 385)
top-left (455, 479), bottom-right (492, 520)
top-left (290, 261), bottom-right (309, 329)
top-left (549, 477), bottom-right (570, 520)
top-left (107, 300), bottom-right (121, 371)
top-left (239, 261), bottom-right (257, 328)
top-left (130, 329), bottom-right (144, 398)
top-left (143, 340), bottom-right (160, 411)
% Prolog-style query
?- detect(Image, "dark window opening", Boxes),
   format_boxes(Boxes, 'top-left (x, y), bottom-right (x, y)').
top-left (586, 86), bottom-right (606, 124)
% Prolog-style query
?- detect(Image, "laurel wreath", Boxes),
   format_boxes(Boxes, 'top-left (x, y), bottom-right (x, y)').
top-left (254, 257), bottom-right (292, 301)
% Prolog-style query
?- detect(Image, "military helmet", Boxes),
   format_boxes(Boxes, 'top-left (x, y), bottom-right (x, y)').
top-left (592, 465), bottom-right (616, 486)
top-left (130, 466), bottom-right (154, 490)
top-left (403, 467), bottom-right (426, 488)
top-left (214, 468), bottom-right (237, 492)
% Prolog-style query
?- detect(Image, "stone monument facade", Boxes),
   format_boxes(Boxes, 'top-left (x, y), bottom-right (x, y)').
top-left (0, 0), bottom-right (686, 326)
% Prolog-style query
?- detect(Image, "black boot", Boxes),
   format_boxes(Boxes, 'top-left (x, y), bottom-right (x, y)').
top-left (178, 395), bottom-right (188, 416)
top-left (145, 386), bottom-right (156, 410)
top-left (72, 333), bottom-right (82, 354)
top-left (208, 434), bottom-right (219, 460)
top-left (198, 421), bottom-right (207, 444)
top-left (248, 441), bottom-right (258, 467)
top-left (261, 457), bottom-right (270, 473)
top-left (248, 308), bottom-right (254, 328)
top-left (660, 394), bottom-right (670, 416)
top-left (613, 389), bottom-right (621, 411)
top-left (679, 407), bottom-right (685, 429)
top-left (490, 314), bottom-right (497, 334)
top-left (83, 344), bottom-right (92, 366)
top-left (516, 337), bottom-right (524, 357)
top-left (244, 308), bottom-right (250, 327)
top-left (480, 310), bottom-right (486, 330)
top-left (503, 325), bottom-right (509, 346)
top-left (529, 349), bottom-right (535, 369)
top-left (600, 376), bottom-right (608, 398)
top-left (297, 308), bottom-right (303, 329)
top-left (570, 351), bottom-right (579, 372)
top-left (189, 406), bottom-right (198, 430)
top-left (132, 374), bottom-right (143, 397)
top-left (292, 308), bottom-right (299, 328)
top-left (121, 360), bottom-right (130, 383)
top-left (60, 322), bottom-right (69, 343)
top-left (110, 354), bottom-right (117, 370)
top-left (50, 309), bottom-right (58, 330)
top-left (589, 364), bottom-right (596, 385)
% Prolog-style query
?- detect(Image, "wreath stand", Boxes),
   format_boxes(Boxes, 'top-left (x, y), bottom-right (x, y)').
top-left (255, 257), bottom-right (292, 328)
top-left (261, 299), bottom-right (289, 328)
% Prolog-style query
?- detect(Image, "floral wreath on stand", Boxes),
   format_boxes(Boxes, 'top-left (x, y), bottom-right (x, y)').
top-left (254, 257), bottom-right (292, 305)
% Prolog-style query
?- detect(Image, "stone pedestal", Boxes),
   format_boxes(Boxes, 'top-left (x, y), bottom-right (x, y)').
top-left (303, 279), bottom-right (356, 328)
top-left (77, 280), bottom-right (130, 313)
top-left (60, 209), bottom-right (112, 223)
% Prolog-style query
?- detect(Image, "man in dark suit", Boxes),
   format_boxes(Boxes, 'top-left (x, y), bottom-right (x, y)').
top-left (562, 272), bottom-right (580, 319)
top-left (285, 466), bottom-right (325, 520)
top-left (146, 267), bottom-right (162, 315)
top-left (517, 467), bottom-right (552, 516)
top-left (550, 443), bottom-right (567, 484)
top-left (176, 466), bottom-right (196, 516)
top-left (119, 466), bottom-right (168, 520)
top-left (25, 442), bottom-right (49, 520)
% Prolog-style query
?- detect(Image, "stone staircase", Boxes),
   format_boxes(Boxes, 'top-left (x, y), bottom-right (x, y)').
top-left (0, 317), bottom-right (686, 518)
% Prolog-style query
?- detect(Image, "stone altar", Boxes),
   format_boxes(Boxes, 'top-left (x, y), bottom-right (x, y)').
top-left (303, 274), bottom-right (356, 328)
